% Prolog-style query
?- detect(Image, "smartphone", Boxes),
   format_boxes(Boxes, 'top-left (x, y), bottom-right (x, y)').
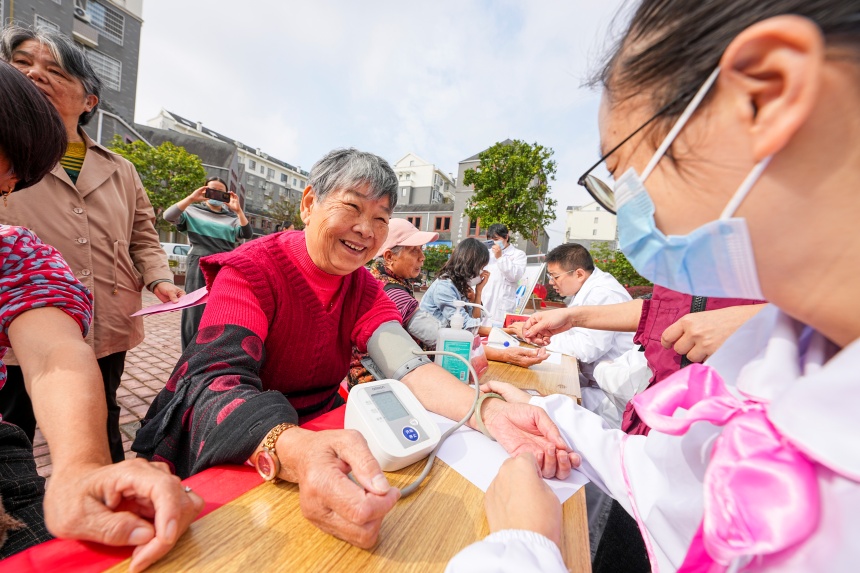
top-left (204, 188), bottom-right (231, 202)
top-left (483, 239), bottom-right (495, 247)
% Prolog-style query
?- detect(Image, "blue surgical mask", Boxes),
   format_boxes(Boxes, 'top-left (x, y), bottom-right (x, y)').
top-left (615, 67), bottom-right (768, 300)
top-left (207, 199), bottom-right (225, 207)
top-left (493, 240), bottom-right (504, 250)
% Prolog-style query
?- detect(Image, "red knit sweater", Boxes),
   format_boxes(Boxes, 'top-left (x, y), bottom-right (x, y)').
top-left (199, 231), bottom-right (401, 418)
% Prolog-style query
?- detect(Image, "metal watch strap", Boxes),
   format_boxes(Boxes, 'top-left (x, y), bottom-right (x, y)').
top-left (258, 422), bottom-right (297, 481)
top-left (475, 393), bottom-right (505, 441)
top-left (264, 422), bottom-right (296, 450)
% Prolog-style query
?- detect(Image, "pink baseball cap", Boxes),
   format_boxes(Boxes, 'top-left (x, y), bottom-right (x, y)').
top-left (376, 218), bottom-right (439, 258)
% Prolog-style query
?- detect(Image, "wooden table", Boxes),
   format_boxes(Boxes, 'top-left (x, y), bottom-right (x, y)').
top-left (108, 358), bottom-right (589, 573)
top-left (484, 350), bottom-right (582, 404)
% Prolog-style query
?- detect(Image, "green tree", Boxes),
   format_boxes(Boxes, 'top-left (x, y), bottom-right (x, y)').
top-left (110, 137), bottom-right (207, 232)
top-left (462, 140), bottom-right (557, 245)
top-left (589, 243), bottom-right (652, 287)
top-left (263, 197), bottom-right (305, 230)
top-left (422, 245), bottom-right (452, 280)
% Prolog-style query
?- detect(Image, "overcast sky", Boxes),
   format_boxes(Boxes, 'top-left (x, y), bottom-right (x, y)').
top-left (134, 0), bottom-right (628, 248)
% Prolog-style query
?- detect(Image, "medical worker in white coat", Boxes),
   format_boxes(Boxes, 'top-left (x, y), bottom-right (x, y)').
top-left (541, 242), bottom-right (634, 427)
top-left (447, 1), bottom-right (860, 571)
top-left (481, 224), bottom-right (527, 327)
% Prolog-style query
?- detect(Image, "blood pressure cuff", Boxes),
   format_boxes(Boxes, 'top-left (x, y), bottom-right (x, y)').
top-left (405, 309), bottom-right (441, 349)
top-left (366, 321), bottom-right (432, 380)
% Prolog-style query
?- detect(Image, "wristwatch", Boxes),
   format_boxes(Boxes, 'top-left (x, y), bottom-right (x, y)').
top-left (254, 422), bottom-right (296, 481)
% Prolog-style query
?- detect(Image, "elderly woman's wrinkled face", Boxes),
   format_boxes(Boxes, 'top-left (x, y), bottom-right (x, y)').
top-left (9, 40), bottom-right (96, 130)
top-left (301, 184), bottom-right (391, 275)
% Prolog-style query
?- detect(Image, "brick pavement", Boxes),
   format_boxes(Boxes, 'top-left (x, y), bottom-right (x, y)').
top-left (34, 290), bottom-right (183, 479)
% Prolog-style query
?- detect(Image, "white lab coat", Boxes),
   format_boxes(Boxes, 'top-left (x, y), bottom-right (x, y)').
top-left (481, 244), bottom-right (527, 326)
top-left (446, 305), bottom-right (860, 573)
top-left (593, 346), bottom-right (653, 413)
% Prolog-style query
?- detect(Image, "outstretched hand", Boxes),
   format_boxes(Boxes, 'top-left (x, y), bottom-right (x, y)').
top-left (44, 458), bottom-right (204, 573)
top-left (521, 308), bottom-right (576, 346)
top-left (485, 453), bottom-right (563, 547)
top-left (479, 392), bottom-right (581, 479)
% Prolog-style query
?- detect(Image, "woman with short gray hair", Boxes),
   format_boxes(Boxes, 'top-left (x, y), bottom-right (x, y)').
top-left (134, 147), bottom-right (578, 551)
top-left (0, 25), bottom-right (183, 463)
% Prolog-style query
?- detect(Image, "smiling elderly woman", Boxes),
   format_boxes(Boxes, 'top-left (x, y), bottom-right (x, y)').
top-left (134, 148), bottom-right (578, 548)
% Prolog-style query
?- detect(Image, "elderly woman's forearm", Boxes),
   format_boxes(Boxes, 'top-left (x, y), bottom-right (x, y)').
top-left (9, 308), bottom-right (111, 470)
top-left (401, 363), bottom-right (482, 427)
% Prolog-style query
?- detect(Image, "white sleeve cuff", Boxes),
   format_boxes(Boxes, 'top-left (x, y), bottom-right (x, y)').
top-left (445, 529), bottom-right (565, 573)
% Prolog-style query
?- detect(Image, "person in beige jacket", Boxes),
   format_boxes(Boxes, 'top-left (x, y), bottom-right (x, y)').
top-left (0, 25), bottom-right (184, 463)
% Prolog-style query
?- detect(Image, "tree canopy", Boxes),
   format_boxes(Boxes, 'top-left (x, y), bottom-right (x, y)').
top-left (462, 140), bottom-right (557, 244)
top-left (589, 243), bottom-right (652, 287)
top-left (264, 197), bottom-right (305, 231)
top-left (422, 245), bottom-right (452, 280)
top-left (110, 137), bottom-right (207, 231)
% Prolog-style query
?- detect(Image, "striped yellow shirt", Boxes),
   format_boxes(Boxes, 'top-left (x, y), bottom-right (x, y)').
top-left (60, 142), bottom-right (87, 184)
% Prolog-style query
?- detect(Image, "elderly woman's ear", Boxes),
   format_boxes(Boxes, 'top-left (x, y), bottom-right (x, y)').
top-left (299, 186), bottom-right (315, 227)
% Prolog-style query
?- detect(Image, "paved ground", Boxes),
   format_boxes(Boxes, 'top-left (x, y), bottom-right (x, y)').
top-left (34, 291), bottom-right (182, 479)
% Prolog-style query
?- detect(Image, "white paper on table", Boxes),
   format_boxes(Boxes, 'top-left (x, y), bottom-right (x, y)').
top-left (538, 351), bottom-right (564, 366)
top-left (429, 412), bottom-right (588, 503)
top-left (131, 287), bottom-right (208, 316)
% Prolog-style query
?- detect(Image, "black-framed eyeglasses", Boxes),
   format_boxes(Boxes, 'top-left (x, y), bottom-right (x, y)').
top-left (576, 97), bottom-right (681, 215)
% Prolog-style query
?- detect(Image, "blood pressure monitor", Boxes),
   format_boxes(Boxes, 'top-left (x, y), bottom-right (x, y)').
top-left (345, 379), bottom-right (441, 471)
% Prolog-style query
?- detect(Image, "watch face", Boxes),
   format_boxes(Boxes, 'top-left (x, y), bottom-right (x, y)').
top-left (256, 450), bottom-right (277, 481)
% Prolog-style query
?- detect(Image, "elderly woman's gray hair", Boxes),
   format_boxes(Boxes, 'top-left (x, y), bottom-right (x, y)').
top-left (308, 148), bottom-right (399, 210)
top-left (0, 25), bottom-right (102, 126)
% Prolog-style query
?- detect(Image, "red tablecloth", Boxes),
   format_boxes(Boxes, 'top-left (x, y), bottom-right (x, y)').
top-left (1, 407), bottom-right (347, 572)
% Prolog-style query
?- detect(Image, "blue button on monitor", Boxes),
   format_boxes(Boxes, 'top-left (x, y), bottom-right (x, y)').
top-left (402, 426), bottom-right (419, 442)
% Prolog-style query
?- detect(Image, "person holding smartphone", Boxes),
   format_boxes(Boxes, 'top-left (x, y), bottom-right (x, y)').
top-left (163, 177), bottom-right (253, 349)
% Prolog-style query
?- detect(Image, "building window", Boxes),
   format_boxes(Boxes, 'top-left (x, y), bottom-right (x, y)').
top-left (594, 217), bottom-right (599, 224)
top-left (83, 47), bottom-right (121, 91)
top-left (34, 15), bottom-right (60, 31)
top-left (259, 164), bottom-right (264, 174)
top-left (592, 229), bottom-right (598, 236)
top-left (407, 216), bottom-right (422, 229)
top-left (267, 168), bottom-right (275, 178)
top-left (88, 1), bottom-right (125, 45)
top-left (248, 159), bottom-right (257, 170)
top-left (468, 218), bottom-right (480, 236)
top-left (401, 187), bottom-right (409, 197)
top-left (293, 177), bottom-right (298, 186)
top-left (280, 173), bottom-right (287, 182)
top-left (434, 216), bottom-right (451, 231)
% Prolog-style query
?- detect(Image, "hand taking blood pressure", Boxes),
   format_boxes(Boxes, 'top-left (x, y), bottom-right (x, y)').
top-left (471, 385), bottom-right (581, 479)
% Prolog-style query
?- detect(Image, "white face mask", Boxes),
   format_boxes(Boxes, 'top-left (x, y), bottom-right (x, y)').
top-left (468, 275), bottom-right (483, 287)
top-left (615, 67), bottom-right (769, 301)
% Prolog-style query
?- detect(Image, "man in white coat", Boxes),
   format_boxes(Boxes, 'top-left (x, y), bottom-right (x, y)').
top-left (481, 224), bottom-right (528, 327)
top-left (542, 243), bottom-right (634, 427)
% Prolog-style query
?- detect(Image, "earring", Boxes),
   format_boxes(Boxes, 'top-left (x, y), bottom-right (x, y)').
top-left (1, 188), bottom-right (11, 207)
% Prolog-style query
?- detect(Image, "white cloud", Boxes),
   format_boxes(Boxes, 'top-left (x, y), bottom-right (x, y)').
top-left (135, 0), bottom-right (625, 247)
